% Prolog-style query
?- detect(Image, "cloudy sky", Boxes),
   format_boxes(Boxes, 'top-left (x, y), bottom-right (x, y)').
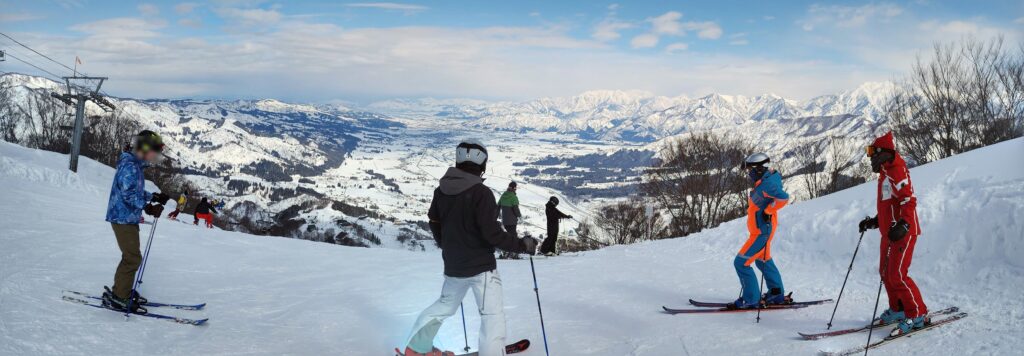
top-left (0, 0), bottom-right (1021, 102)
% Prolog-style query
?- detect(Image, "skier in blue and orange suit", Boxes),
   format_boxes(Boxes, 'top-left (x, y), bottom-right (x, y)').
top-left (730, 152), bottom-right (792, 309)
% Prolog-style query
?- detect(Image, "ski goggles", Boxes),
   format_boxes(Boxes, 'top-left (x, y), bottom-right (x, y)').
top-left (865, 145), bottom-right (893, 158)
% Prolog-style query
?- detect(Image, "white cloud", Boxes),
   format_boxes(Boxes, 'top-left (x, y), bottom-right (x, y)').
top-left (178, 18), bottom-right (202, 28)
top-left (215, 7), bottom-right (282, 27)
top-left (800, 3), bottom-right (903, 31)
top-left (631, 33), bottom-right (659, 48)
top-left (138, 4), bottom-right (159, 16)
top-left (608, 3), bottom-right (620, 11)
top-left (54, 0), bottom-right (84, 9)
top-left (763, 15), bottom-right (776, 21)
top-left (175, 2), bottom-right (199, 15)
top-left (1014, 16), bottom-right (1024, 24)
top-left (0, 12), bottom-right (42, 22)
top-left (686, 21), bottom-right (722, 39)
top-left (71, 17), bottom-right (166, 38)
top-left (665, 42), bottom-right (688, 53)
top-left (638, 11), bottom-right (723, 45)
top-left (592, 19), bottom-right (632, 41)
top-left (650, 11), bottom-right (684, 35)
top-left (345, 3), bottom-right (428, 13)
top-left (729, 39), bottom-right (749, 45)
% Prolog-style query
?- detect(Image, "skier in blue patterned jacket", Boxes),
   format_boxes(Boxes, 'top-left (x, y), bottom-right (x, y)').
top-left (102, 130), bottom-right (171, 313)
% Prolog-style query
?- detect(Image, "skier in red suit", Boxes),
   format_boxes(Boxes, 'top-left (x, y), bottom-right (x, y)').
top-left (858, 131), bottom-right (928, 335)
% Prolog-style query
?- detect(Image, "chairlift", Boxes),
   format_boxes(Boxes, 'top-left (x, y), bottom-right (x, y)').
top-left (0, 50), bottom-right (5, 61)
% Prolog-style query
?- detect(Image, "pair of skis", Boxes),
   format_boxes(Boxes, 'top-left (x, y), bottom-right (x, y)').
top-left (60, 290), bottom-right (208, 326)
top-left (798, 306), bottom-right (960, 340)
top-left (805, 307), bottom-right (967, 356)
top-left (662, 296), bottom-right (833, 314)
top-left (394, 339), bottom-right (530, 356)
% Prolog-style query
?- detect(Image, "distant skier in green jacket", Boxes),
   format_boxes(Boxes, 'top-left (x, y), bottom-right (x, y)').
top-left (498, 182), bottom-right (522, 238)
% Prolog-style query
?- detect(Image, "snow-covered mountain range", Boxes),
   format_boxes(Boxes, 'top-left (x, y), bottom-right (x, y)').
top-left (368, 82), bottom-right (895, 142)
top-left (2, 72), bottom-right (897, 248)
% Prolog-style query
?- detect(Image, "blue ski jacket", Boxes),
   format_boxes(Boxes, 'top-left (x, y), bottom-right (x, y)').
top-left (105, 152), bottom-right (152, 224)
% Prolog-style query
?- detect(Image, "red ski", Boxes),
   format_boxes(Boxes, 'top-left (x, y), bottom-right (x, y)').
top-left (394, 339), bottom-right (529, 356)
top-left (662, 304), bottom-right (808, 314)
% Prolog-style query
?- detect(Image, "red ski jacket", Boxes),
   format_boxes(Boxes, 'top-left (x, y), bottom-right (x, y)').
top-left (873, 132), bottom-right (921, 237)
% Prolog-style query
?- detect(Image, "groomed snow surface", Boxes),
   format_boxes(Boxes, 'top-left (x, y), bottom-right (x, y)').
top-left (1, 139), bottom-right (1022, 355)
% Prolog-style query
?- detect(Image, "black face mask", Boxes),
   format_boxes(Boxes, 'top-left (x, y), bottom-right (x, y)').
top-left (870, 151), bottom-right (894, 173)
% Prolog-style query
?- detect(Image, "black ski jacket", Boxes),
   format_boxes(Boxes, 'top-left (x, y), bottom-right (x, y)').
top-left (194, 200), bottom-right (217, 215)
top-left (545, 202), bottom-right (570, 229)
top-left (428, 167), bottom-right (529, 277)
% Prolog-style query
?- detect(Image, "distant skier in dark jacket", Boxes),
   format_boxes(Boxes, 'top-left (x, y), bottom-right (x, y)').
top-left (541, 196), bottom-right (572, 256)
top-left (498, 182), bottom-right (522, 238)
top-left (193, 197), bottom-right (217, 228)
top-left (400, 140), bottom-right (537, 356)
top-left (102, 130), bottom-right (170, 313)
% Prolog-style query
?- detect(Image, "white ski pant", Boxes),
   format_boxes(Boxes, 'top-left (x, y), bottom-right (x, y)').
top-left (406, 270), bottom-right (507, 356)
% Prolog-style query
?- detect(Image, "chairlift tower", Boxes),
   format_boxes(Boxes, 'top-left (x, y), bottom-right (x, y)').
top-left (51, 76), bottom-right (116, 172)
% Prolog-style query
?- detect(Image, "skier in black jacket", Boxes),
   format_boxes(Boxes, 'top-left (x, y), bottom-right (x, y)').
top-left (193, 197), bottom-right (217, 228)
top-left (400, 140), bottom-right (537, 356)
top-left (541, 196), bottom-right (572, 256)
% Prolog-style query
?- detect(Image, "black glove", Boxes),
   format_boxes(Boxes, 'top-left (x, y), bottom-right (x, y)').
top-left (888, 219), bottom-right (910, 242)
top-left (144, 203), bottom-right (164, 218)
top-left (760, 211), bottom-right (772, 223)
top-left (859, 216), bottom-right (879, 233)
top-left (151, 192), bottom-right (170, 205)
top-left (521, 237), bottom-right (538, 255)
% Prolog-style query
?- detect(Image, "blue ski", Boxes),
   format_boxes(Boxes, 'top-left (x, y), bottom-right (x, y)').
top-left (61, 296), bottom-right (208, 326)
top-left (62, 290), bottom-right (206, 310)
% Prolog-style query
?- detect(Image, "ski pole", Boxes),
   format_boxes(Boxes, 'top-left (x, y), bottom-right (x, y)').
top-left (126, 216), bottom-right (159, 318)
top-left (864, 246), bottom-right (891, 356)
top-left (460, 303), bottom-right (470, 353)
top-left (529, 256), bottom-right (550, 356)
top-left (755, 258), bottom-right (766, 323)
top-left (827, 230), bottom-right (866, 329)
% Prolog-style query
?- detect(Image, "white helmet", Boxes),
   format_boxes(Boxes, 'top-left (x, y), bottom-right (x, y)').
top-left (456, 139), bottom-right (488, 166)
top-left (742, 152), bottom-right (770, 168)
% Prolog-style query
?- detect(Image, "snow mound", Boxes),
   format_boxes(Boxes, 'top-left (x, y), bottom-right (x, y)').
top-left (0, 138), bottom-right (1021, 355)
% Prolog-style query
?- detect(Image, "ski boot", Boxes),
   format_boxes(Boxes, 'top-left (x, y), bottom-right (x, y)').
top-left (891, 315), bottom-right (929, 336)
top-left (399, 346), bottom-right (455, 356)
top-left (726, 297), bottom-right (759, 310)
top-left (761, 289), bottom-right (792, 305)
top-left (101, 289), bottom-right (147, 314)
top-left (877, 308), bottom-right (906, 325)
top-left (104, 286), bottom-right (147, 305)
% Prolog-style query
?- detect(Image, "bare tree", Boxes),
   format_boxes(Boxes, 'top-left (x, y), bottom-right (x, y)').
top-left (887, 37), bottom-right (1024, 165)
top-left (83, 106), bottom-right (142, 167)
top-left (0, 77), bottom-right (19, 142)
top-left (642, 132), bottom-right (753, 237)
top-left (22, 90), bottom-right (71, 152)
top-left (794, 141), bottom-right (826, 200)
top-left (593, 199), bottom-right (667, 245)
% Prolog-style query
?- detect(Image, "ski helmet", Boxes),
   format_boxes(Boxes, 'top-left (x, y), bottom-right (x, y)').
top-left (742, 152), bottom-right (770, 169)
top-left (134, 130), bottom-right (164, 153)
top-left (549, 196), bottom-right (559, 205)
top-left (456, 140), bottom-right (488, 166)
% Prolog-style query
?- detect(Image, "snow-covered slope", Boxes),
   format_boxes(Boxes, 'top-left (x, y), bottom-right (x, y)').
top-left (1, 134), bottom-right (1021, 354)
